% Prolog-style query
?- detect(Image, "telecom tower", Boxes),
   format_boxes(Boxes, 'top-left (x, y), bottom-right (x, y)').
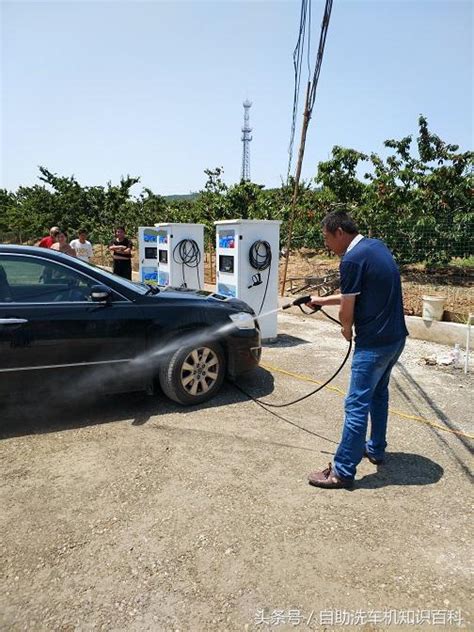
top-left (240, 100), bottom-right (252, 182)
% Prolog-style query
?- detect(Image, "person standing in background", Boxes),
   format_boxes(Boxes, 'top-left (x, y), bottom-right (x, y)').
top-left (36, 226), bottom-right (60, 248)
top-left (109, 227), bottom-right (133, 279)
top-left (50, 230), bottom-right (77, 257)
top-left (70, 229), bottom-right (93, 263)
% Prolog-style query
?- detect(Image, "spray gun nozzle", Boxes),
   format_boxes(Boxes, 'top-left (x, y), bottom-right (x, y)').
top-left (248, 273), bottom-right (262, 289)
top-left (282, 295), bottom-right (312, 309)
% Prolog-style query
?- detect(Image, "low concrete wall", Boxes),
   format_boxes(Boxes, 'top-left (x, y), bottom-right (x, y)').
top-left (405, 315), bottom-right (468, 347)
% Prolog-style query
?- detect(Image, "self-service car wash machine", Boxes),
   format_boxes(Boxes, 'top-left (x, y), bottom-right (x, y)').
top-left (138, 223), bottom-right (205, 289)
top-left (215, 219), bottom-right (281, 340)
top-left (138, 226), bottom-right (160, 286)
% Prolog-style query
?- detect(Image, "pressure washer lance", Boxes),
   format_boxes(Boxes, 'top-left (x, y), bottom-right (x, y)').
top-left (233, 294), bottom-right (352, 408)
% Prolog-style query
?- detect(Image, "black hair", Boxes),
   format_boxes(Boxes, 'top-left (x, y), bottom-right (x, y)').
top-left (78, 228), bottom-right (87, 235)
top-left (321, 210), bottom-right (358, 235)
top-left (115, 226), bottom-right (126, 232)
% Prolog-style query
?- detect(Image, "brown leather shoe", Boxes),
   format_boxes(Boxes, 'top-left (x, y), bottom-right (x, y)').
top-left (308, 463), bottom-right (353, 489)
top-left (364, 451), bottom-right (384, 465)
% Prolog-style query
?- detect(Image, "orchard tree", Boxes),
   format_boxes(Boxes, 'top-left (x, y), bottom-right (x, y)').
top-left (315, 116), bottom-right (473, 265)
top-left (361, 116), bottom-right (474, 265)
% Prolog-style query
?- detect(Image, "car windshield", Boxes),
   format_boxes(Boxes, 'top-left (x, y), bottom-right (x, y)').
top-left (70, 258), bottom-right (151, 295)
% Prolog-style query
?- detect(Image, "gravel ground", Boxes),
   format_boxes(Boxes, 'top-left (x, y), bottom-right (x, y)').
top-left (1, 309), bottom-right (472, 631)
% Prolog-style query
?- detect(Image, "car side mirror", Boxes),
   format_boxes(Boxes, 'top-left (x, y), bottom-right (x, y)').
top-left (90, 285), bottom-right (113, 303)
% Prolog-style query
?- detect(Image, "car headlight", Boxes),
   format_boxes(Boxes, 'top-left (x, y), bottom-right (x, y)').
top-left (228, 312), bottom-right (256, 330)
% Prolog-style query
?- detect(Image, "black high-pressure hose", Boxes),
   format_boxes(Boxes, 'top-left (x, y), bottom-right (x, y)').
top-left (248, 240), bottom-right (272, 315)
top-left (233, 295), bottom-right (352, 409)
top-left (173, 239), bottom-right (202, 289)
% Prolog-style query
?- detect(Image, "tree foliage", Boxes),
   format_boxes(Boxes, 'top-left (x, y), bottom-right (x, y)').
top-left (315, 116), bottom-right (473, 265)
top-left (1, 117), bottom-right (472, 267)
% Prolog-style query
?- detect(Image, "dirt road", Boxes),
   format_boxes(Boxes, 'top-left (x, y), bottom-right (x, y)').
top-left (1, 310), bottom-right (472, 631)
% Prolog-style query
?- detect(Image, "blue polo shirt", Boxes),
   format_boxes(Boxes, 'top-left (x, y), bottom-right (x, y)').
top-left (340, 237), bottom-right (408, 348)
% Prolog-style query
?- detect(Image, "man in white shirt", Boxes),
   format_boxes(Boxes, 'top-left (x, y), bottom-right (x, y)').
top-left (70, 229), bottom-right (93, 263)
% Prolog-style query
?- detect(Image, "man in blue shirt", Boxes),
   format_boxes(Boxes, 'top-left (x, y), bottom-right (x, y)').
top-left (307, 210), bottom-right (408, 488)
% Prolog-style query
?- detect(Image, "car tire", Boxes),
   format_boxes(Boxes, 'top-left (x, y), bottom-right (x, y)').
top-left (158, 339), bottom-right (226, 405)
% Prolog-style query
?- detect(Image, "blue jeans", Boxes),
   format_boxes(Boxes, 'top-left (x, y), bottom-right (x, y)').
top-left (333, 337), bottom-right (406, 480)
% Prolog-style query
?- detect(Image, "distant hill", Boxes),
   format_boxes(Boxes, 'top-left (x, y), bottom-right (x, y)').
top-left (164, 192), bottom-right (200, 201)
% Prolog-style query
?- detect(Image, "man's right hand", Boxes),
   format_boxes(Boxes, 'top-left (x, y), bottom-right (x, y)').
top-left (306, 296), bottom-right (322, 308)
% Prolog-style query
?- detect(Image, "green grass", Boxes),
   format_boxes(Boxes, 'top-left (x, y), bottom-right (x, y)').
top-left (449, 256), bottom-right (474, 269)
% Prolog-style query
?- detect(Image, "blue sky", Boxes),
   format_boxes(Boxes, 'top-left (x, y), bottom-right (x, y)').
top-left (1, 0), bottom-right (472, 196)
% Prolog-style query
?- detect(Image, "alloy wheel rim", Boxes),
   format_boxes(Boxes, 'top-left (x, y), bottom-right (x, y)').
top-left (180, 347), bottom-right (219, 396)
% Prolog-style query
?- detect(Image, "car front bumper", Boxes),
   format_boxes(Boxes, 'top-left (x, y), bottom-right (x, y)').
top-left (225, 328), bottom-right (261, 378)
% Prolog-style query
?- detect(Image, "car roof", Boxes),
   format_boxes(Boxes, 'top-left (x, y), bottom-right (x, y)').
top-left (0, 244), bottom-right (61, 256)
top-left (0, 245), bottom-right (244, 310)
top-left (0, 244), bottom-right (96, 269)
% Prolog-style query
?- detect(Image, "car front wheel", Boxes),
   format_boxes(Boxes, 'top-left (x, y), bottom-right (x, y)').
top-left (158, 340), bottom-right (226, 405)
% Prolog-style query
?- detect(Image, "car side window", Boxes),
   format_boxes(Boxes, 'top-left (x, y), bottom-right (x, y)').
top-left (0, 256), bottom-right (101, 303)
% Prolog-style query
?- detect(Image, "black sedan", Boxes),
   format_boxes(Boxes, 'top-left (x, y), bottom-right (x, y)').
top-left (0, 245), bottom-right (261, 405)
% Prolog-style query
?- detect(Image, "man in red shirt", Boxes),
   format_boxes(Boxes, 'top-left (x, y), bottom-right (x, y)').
top-left (36, 226), bottom-right (60, 248)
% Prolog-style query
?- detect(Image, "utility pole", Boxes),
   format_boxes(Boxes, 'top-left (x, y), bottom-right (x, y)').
top-left (280, 84), bottom-right (312, 295)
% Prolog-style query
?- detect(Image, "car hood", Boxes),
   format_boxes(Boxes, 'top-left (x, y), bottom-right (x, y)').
top-left (152, 286), bottom-right (255, 314)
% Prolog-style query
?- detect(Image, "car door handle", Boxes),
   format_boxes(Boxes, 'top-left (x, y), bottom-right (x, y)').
top-left (0, 318), bottom-right (28, 325)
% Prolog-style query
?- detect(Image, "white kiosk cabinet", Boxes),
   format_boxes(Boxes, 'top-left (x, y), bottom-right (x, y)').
top-left (153, 223), bottom-right (205, 290)
top-left (215, 219), bottom-right (281, 340)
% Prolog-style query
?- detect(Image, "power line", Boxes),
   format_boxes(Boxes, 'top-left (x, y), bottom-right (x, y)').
top-left (287, 0), bottom-right (334, 182)
top-left (308, 0), bottom-right (333, 113)
top-left (287, 0), bottom-right (312, 182)
top-left (281, 0), bottom-right (334, 295)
